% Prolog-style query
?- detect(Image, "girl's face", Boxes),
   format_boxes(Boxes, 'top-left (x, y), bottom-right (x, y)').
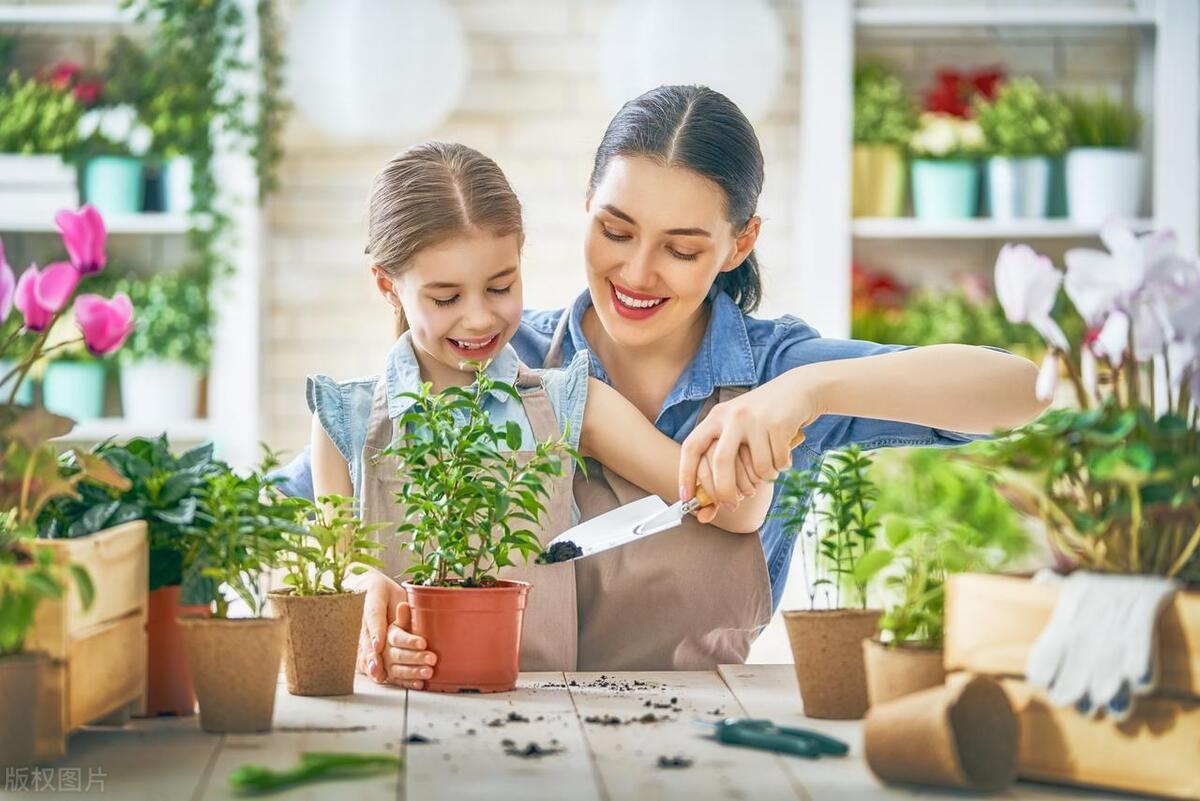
top-left (374, 230), bottom-right (524, 381)
top-left (584, 156), bottom-right (760, 349)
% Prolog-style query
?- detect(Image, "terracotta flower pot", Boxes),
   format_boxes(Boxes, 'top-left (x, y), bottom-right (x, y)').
top-left (0, 651), bottom-right (45, 768)
top-left (864, 675), bottom-right (1018, 792)
top-left (178, 616), bottom-right (284, 733)
top-left (783, 608), bottom-right (881, 719)
top-left (403, 579), bottom-right (530, 694)
top-left (862, 637), bottom-right (947, 708)
top-left (142, 585), bottom-right (209, 717)
top-left (268, 589), bottom-right (364, 697)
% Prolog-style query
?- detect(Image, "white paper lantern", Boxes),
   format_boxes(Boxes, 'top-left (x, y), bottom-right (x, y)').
top-left (599, 0), bottom-right (786, 122)
top-left (285, 0), bottom-right (470, 142)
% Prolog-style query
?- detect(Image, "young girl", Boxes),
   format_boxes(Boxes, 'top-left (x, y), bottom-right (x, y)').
top-left (308, 142), bottom-right (774, 678)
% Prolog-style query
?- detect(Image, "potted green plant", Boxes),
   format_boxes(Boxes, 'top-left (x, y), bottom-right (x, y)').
top-left (381, 366), bottom-right (577, 694)
top-left (1062, 92), bottom-right (1143, 226)
top-left (908, 112), bottom-right (986, 220)
top-left (75, 104), bottom-right (153, 215)
top-left (777, 446), bottom-right (883, 719)
top-left (36, 310), bottom-right (107, 421)
top-left (38, 436), bottom-right (224, 717)
top-left (268, 494), bottom-right (386, 696)
top-left (0, 69), bottom-right (84, 217)
top-left (115, 270), bottom-right (211, 424)
top-left (177, 455), bottom-right (307, 733)
top-left (974, 78), bottom-right (1070, 220)
top-left (852, 62), bottom-right (918, 218)
top-left (857, 449), bottom-right (1031, 707)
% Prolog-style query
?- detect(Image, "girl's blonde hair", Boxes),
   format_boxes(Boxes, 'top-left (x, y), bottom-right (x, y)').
top-left (367, 141), bottom-right (523, 333)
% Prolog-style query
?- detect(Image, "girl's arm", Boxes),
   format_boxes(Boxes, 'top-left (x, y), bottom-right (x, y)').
top-left (579, 378), bottom-right (771, 534)
top-left (311, 412), bottom-right (354, 499)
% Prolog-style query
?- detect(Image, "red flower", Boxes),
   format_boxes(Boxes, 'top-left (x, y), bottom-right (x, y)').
top-left (852, 263), bottom-right (908, 313)
top-left (72, 81), bottom-right (103, 106)
top-left (42, 60), bottom-right (82, 91)
top-left (923, 66), bottom-right (1006, 118)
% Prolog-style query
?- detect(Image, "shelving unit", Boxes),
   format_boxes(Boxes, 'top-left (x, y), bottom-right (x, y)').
top-left (0, 1), bottom-right (262, 467)
top-left (795, 0), bottom-right (1200, 339)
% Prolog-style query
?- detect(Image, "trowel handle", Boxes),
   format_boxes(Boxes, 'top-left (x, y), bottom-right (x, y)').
top-left (684, 429), bottom-right (806, 514)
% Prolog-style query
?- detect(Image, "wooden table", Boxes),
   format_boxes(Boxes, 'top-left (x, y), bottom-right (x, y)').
top-left (5, 665), bottom-right (1138, 800)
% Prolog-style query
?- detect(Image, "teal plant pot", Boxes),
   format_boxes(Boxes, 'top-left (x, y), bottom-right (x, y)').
top-left (0, 359), bottom-right (34, 406)
top-left (84, 156), bottom-right (145, 215)
top-left (43, 361), bottom-right (106, 421)
top-left (911, 159), bottom-right (980, 220)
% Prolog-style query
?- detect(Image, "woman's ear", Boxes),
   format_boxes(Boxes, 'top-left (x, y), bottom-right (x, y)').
top-left (722, 216), bottom-right (762, 273)
top-left (371, 265), bottom-right (402, 309)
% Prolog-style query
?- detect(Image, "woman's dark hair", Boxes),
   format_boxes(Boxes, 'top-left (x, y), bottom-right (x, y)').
top-left (588, 85), bottom-right (764, 314)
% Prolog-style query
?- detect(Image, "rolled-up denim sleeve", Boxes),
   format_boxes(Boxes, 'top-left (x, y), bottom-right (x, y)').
top-left (268, 446), bottom-right (315, 501)
top-left (306, 373), bottom-right (353, 462)
top-left (539, 348), bottom-right (590, 451)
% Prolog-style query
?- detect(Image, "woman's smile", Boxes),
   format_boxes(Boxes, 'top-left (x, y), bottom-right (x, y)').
top-left (609, 280), bottom-right (670, 320)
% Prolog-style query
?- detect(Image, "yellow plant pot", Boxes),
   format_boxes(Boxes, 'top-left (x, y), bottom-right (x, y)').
top-left (852, 144), bottom-right (907, 218)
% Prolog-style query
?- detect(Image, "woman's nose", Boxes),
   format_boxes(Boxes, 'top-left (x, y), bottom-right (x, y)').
top-left (621, 246), bottom-right (658, 291)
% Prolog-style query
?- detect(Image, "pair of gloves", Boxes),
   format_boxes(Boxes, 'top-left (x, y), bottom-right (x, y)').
top-left (1026, 570), bottom-right (1180, 722)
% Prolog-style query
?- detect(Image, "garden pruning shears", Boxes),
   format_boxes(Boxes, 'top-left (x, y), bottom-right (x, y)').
top-left (696, 718), bottom-right (849, 759)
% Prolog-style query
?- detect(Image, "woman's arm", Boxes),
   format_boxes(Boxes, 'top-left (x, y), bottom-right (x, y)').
top-left (310, 412), bottom-right (354, 499)
top-left (579, 378), bottom-right (771, 533)
top-left (680, 344), bottom-right (1048, 505)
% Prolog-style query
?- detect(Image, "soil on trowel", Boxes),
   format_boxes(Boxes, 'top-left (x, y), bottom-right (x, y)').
top-left (535, 540), bottom-right (583, 564)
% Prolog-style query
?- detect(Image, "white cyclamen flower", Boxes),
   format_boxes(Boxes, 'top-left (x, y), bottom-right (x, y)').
top-left (77, 110), bottom-right (101, 140)
top-left (98, 104), bottom-right (137, 145)
top-left (994, 243), bottom-right (1069, 351)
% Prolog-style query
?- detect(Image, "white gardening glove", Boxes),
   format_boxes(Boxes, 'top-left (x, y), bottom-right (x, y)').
top-left (1025, 569), bottom-right (1180, 722)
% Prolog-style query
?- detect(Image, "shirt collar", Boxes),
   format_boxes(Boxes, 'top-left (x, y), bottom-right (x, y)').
top-left (384, 330), bottom-right (521, 418)
top-left (564, 288), bottom-right (757, 402)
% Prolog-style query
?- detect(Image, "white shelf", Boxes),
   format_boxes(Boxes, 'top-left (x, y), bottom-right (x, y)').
top-left (56, 417), bottom-right (211, 444)
top-left (852, 217), bottom-right (1155, 240)
top-left (0, 212), bottom-right (189, 235)
top-left (855, 6), bottom-right (1156, 29)
top-left (0, 4), bottom-right (134, 25)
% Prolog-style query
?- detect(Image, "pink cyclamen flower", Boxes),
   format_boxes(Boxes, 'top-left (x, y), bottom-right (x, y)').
top-left (994, 243), bottom-right (1068, 351)
top-left (55, 205), bottom-right (107, 275)
top-left (0, 239), bottom-right (13, 324)
top-left (14, 261), bottom-right (80, 332)
top-left (74, 293), bottom-right (133, 356)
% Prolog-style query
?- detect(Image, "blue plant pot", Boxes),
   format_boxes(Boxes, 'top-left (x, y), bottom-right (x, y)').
top-left (0, 359), bottom-right (34, 406)
top-left (84, 156), bottom-right (145, 215)
top-left (43, 361), bottom-right (106, 421)
top-left (911, 159), bottom-right (980, 220)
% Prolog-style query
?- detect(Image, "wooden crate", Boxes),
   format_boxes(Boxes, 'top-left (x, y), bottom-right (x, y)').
top-left (27, 522), bottom-right (149, 761)
top-left (945, 573), bottom-right (1200, 799)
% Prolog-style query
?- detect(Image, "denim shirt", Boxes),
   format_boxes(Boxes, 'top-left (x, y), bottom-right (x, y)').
top-left (276, 290), bottom-right (983, 612)
top-left (304, 331), bottom-right (590, 513)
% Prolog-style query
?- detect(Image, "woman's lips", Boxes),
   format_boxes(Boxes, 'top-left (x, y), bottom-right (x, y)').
top-left (609, 281), bottom-right (668, 321)
top-left (446, 332), bottom-right (501, 358)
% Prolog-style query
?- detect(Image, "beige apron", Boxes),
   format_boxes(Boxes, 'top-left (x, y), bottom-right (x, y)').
top-left (358, 366), bottom-right (579, 671)
top-left (543, 311), bottom-right (774, 670)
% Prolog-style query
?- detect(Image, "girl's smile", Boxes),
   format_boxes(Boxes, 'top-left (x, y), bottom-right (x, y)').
top-left (446, 332), bottom-right (502, 358)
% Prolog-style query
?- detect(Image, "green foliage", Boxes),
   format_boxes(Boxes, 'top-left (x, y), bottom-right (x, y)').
top-left (183, 449), bottom-right (310, 617)
top-left (37, 437), bottom-right (223, 596)
top-left (1063, 92), bottom-right (1141, 149)
top-left (0, 72), bottom-right (82, 155)
top-left (0, 529), bottom-right (94, 657)
top-left (974, 78), bottom-right (1071, 157)
top-left (277, 495), bottom-right (387, 596)
top-left (383, 365), bottom-right (580, 587)
top-left (114, 270), bottom-right (212, 368)
top-left (229, 752), bottom-right (402, 795)
top-left (852, 288), bottom-right (1048, 352)
top-left (854, 62), bottom-right (919, 147)
top-left (103, 36), bottom-right (210, 159)
top-left (776, 447), bottom-right (880, 609)
top-left (856, 449), bottom-right (1031, 647)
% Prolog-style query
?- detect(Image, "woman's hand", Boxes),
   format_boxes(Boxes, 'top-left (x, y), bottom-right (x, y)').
top-left (679, 370), bottom-right (820, 507)
top-left (356, 569), bottom-right (438, 689)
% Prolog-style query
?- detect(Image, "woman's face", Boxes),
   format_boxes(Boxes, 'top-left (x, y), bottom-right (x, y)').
top-left (584, 155), bottom-right (759, 349)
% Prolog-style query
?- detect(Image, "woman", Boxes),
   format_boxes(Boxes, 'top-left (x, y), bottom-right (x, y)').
top-left (279, 85), bottom-right (1046, 689)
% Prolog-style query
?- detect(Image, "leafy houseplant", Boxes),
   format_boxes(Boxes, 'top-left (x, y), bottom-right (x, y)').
top-left (1062, 93), bottom-right (1144, 226)
top-left (973, 78), bottom-right (1070, 220)
top-left (908, 112), bottom-right (986, 220)
top-left (269, 494), bottom-right (386, 696)
top-left (76, 104), bottom-right (154, 215)
top-left (852, 62), bottom-right (918, 218)
top-left (0, 72), bottom-right (82, 156)
top-left (776, 447), bottom-right (884, 720)
top-left (382, 365), bottom-right (577, 693)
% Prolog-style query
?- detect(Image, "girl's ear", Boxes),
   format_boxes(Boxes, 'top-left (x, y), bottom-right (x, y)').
top-left (371, 265), bottom-right (402, 309)
top-left (722, 216), bottom-right (762, 274)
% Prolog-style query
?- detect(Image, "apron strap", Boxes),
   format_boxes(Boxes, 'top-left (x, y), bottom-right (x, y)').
top-left (514, 363), bottom-right (564, 448)
top-left (364, 375), bottom-right (394, 450)
top-left (543, 309), bottom-right (570, 370)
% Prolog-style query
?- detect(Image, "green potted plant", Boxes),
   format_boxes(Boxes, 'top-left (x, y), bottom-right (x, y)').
top-left (777, 446), bottom-right (883, 720)
top-left (852, 62), bottom-right (918, 218)
top-left (268, 494), bottom-right (386, 696)
top-left (382, 366), bottom-right (576, 694)
top-left (75, 104), bottom-right (153, 215)
top-left (908, 112), bottom-right (986, 220)
top-left (177, 454), bottom-right (307, 733)
top-left (1063, 92), bottom-right (1143, 226)
top-left (115, 270), bottom-right (211, 424)
top-left (973, 78), bottom-right (1070, 220)
top-left (0, 69), bottom-right (83, 217)
top-left (856, 449), bottom-right (1030, 707)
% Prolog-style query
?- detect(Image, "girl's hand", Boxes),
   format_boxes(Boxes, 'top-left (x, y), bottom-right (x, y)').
top-left (679, 370), bottom-right (820, 507)
top-left (356, 570), bottom-right (438, 689)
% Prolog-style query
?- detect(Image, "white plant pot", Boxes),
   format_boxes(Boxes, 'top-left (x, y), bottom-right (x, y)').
top-left (987, 156), bottom-right (1051, 220)
top-left (164, 156), bottom-right (193, 213)
top-left (0, 153), bottom-right (78, 217)
top-left (120, 359), bottom-right (201, 425)
top-left (1066, 148), bottom-right (1143, 226)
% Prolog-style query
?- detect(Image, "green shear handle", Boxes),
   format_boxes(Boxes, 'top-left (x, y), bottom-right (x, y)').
top-left (708, 718), bottom-right (850, 759)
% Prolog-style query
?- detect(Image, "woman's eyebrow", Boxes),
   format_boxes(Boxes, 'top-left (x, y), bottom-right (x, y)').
top-left (600, 204), bottom-right (710, 237)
